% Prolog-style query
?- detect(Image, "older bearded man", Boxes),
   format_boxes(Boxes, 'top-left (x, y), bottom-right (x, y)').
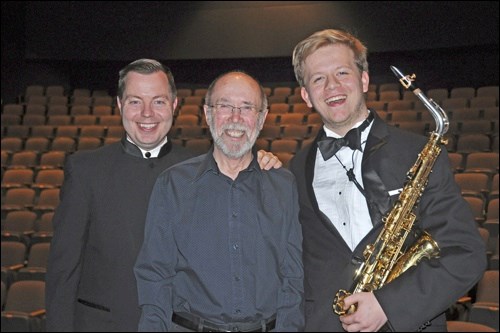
top-left (134, 70), bottom-right (305, 332)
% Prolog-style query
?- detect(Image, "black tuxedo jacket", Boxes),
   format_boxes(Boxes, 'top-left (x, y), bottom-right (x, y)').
top-left (289, 112), bottom-right (486, 331)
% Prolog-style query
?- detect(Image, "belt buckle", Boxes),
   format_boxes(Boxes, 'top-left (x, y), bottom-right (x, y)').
top-left (211, 324), bottom-right (244, 332)
top-left (202, 324), bottom-right (235, 332)
top-left (203, 326), bottom-right (233, 332)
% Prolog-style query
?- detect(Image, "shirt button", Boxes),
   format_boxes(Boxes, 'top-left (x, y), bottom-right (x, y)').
top-left (235, 309), bottom-right (241, 314)
top-left (232, 211), bottom-right (237, 217)
top-left (234, 276), bottom-right (240, 281)
top-left (233, 244), bottom-right (239, 250)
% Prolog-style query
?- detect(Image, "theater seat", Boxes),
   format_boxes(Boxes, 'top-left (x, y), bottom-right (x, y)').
top-left (1, 280), bottom-right (46, 332)
top-left (447, 320), bottom-right (496, 332)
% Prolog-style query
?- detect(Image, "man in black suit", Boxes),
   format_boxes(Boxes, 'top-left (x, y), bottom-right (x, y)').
top-left (288, 29), bottom-right (487, 331)
top-left (45, 59), bottom-right (282, 331)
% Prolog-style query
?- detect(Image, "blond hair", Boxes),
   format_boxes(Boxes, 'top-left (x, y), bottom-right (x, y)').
top-left (292, 29), bottom-right (368, 87)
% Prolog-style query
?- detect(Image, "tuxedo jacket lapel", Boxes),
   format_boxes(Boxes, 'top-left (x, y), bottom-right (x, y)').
top-left (362, 113), bottom-right (392, 226)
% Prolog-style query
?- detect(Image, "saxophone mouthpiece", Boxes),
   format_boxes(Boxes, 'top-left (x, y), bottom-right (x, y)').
top-left (391, 65), bottom-right (417, 91)
top-left (390, 66), bottom-right (405, 79)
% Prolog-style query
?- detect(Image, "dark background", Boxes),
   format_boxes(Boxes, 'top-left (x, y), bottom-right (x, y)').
top-left (2, 1), bottom-right (498, 103)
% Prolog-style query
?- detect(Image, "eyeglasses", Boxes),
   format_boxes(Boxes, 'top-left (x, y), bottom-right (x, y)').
top-left (208, 103), bottom-right (262, 116)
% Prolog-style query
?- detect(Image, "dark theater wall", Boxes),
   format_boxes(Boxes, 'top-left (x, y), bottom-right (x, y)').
top-left (1, 1), bottom-right (499, 103)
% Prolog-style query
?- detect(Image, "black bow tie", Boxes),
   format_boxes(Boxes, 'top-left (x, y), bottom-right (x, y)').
top-left (317, 111), bottom-right (374, 161)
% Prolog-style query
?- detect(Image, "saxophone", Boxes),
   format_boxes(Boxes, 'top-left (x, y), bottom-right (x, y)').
top-left (333, 66), bottom-right (449, 315)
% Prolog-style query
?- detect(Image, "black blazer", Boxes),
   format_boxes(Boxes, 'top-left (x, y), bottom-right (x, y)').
top-left (46, 138), bottom-right (194, 331)
top-left (289, 112), bottom-right (487, 331)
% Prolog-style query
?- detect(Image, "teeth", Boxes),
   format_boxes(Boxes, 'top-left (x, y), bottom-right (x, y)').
top-left (139, 123), bottom-right (157, 129)
top-left (325, 95), bottom-right (346, 103)
top-left (226, 130), bottom-right (244, 137)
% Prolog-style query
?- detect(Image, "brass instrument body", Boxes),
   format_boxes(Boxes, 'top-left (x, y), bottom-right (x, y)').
top-left (333, 67), bottom-right (447, 316)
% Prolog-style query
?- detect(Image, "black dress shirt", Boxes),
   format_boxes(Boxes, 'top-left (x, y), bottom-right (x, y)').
top-left (134, 148), bottom-right (304, 331)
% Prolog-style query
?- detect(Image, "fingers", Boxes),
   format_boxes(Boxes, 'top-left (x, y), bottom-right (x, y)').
top-left (343, 293), bottom-right (359, 309)
top-left (257, 150), bottom-right (283, 170)
top-left (339, 312), bottom-right (360, 332)
top-left (338, 293), bottom-right (388, 332)
top-left (265, 152), bottom-right (283, 169)
top-left (269, 155), bottom-right (283, 169)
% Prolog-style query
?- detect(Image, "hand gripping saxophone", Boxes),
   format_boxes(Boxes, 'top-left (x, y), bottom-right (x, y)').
top-left (333, 66), bottom-right (450, 315)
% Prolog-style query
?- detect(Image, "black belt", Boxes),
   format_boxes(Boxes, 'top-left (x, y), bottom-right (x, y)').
top-left (172, 312), bottom-right (276, 332)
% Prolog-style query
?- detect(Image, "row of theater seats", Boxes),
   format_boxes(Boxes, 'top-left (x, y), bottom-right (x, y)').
top-left (1, 210), bottom-right (54, 247)
top-left (2, 132), bottom-right (498, 167)
top-left (1, 108), bottom-right (498, 140)
top-left (366, 84), bottom-right (499, 101)
top-left (8, 94), bottom-right (499, 118)
top-left (367, 90), bottom-right (499, 106)
top-left (20, 84), bottom-right (499, 100)
top-left (2, 168), bottom-right (64, 191)
top-left (382, 107), bottom-right (499, 123)
top-left (1, 136), bottom-right (121, 155)
top-left (4, 172), bottom-right (496, 227)
top-left (21, 85), bottom-right (109, 98)
top-left (241, 85), bottom-right (498, 106)
top-left (14, 83), bottom-right (499, 109)
top-left (8, 93), bottom-right (498, 115)
top-left (1, 109), bottom-right (498, 137)
top-left (2, 123), bottom-right (125, 139)
top-left (16, 91), bottom-right (498, 110)
top-left (2, 114), bottom-right (123, 126)
top-left (1, 187), bottom-right (60, 227)
top-left (19, 95), bottom-right (116, 108)
top-left (1, 241), bottom-right (50, 286)
top-left (259, 131), bottom-right (498, 155)
top-left (174, 103), bottom-right (315, 115)
top-left (5, 95), bottom-right (498, 135)
top-left (367, 97), bottom-right (498, 112)
top-left (19, 85), bottom-right (207, 100)
top-left (3, 102), bottom-right (499, 124)
top-left (1, 152), bottom-right (497, 220)
top-left (1, 123), bottom-right (498, 159)
top-left (2, 99), bottom-right (309, 118)
top-left (176, 85), bottom-right (499, 107)
top-left (2, 101), bottom-right (313, 120)
top-left (3, 104), bottom-right (118, 117)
